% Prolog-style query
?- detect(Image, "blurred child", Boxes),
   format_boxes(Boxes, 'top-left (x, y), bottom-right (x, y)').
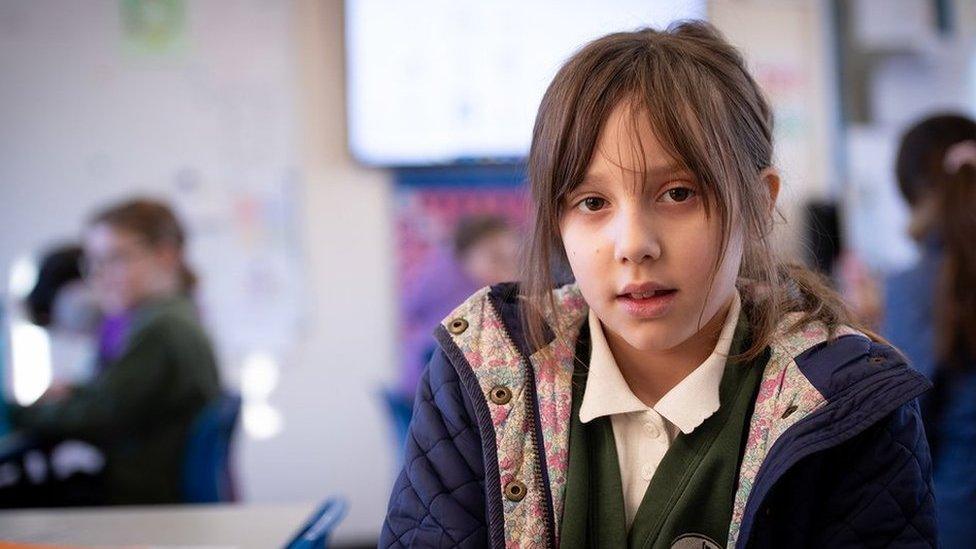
top-left (10, 198), bottom-right (221, 505)
top-left (884, 114), bottom-right (976, 547)
top-left (400, 214), bottom-right (520, 396)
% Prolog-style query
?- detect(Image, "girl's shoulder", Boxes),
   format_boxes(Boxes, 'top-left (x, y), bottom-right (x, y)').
top-left (765, 314), bottom-right (922, 403)
top-left (129, 296), bottom-right (210, 351)
top-left (744, 314), bottom-right (929, 470)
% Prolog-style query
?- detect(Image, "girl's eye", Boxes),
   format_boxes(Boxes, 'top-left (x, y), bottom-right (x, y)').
top-left (661, 187), bottom-right (696, 203)
top-left (577, 197), bottom-right (608, 212)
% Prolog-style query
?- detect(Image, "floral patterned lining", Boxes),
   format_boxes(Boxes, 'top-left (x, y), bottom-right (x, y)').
top-left (444, 285), bottom-right (585, 547)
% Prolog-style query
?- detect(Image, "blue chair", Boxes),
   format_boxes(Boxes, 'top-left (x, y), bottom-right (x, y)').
top-left (284, 497), bottom-right (348, 548)
top-left (379, 387), bottom-right (413, 467)
top-left (182, 392), bottom-right (241, 503)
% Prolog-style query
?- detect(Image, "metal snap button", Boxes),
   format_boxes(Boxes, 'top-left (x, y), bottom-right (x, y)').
top-left (503, 480), bottom-right (527, 502)
top-left (448, 318), bottom-right (468, 335)
top-left (489, 386), bottom-right (512, 405)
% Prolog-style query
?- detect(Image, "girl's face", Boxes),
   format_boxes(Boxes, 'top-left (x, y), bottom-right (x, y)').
top-left (83, 223), bottom-right (179, 315)
top-left (559, 103), bottom-right (743, 354)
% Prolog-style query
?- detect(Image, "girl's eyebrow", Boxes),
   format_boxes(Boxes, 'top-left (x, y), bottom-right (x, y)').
top-left (644, 163), bottom-right (692, 180)
top-left (576, 173), bottom-right (607, 190)
top-left (579, 163), bottom-right (691, 189)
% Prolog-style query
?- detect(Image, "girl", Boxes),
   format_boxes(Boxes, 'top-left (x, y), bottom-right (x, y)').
top-left (885, 114), bottom-right (976, 548)
top-left (382, 22), bottom-right (935, 548)
top-left (11, 198), bottom-right (222, 504)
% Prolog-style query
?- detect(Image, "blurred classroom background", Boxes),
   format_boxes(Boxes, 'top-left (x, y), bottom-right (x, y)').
top-left (1, 0), bottom-right (975, 546)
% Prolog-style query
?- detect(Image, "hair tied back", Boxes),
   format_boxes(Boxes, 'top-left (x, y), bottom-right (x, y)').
top-left (944, 140), bottom-right (976, 174)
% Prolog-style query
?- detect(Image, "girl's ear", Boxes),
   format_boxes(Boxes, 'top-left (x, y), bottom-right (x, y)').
top-left (760, 168), bottom-right (780, 213)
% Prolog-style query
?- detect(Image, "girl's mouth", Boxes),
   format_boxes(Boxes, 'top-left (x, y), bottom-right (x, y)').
top-left (625, 289), bottom-right (674, 299)
top-left (617, 289), bottom-right (678, 319)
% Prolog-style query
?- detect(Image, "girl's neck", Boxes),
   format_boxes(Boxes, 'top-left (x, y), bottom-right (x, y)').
top-left (605, 296), bottom-right (734, 407)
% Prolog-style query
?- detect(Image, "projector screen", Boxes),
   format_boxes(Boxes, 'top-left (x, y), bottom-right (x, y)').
top-left (345, 0), bottom-right (708, 166)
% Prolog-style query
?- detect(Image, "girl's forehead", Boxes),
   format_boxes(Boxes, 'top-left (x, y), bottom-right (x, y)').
top-left (585, 101), bottom-right (687, 184)
top-left (86, 224), bottom-right (143, 249)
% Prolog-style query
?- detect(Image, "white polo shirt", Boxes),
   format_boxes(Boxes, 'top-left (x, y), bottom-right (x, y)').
top-left (578, 291), bottom-right (741, 527)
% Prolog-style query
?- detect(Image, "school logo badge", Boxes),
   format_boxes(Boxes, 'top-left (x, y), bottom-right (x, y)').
top-left (671, 533), bottom-right (723, 549)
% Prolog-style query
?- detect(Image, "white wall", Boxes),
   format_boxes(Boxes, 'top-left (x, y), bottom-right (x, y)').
top-left (842, 0), bottom-right (976, 272)
top-left (711, 0), bottom-right (841, 260)
top-left (273, 0), bottom-right (397, 541)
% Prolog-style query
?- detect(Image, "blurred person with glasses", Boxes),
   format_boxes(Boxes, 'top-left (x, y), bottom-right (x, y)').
top-left (8, 198), bottom-right (221, 505)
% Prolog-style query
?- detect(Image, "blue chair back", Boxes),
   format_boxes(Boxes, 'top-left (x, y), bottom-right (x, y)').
top-left (380, 387), bottom-right (413, 466)
top-left (284, 497), bottom-right (348, 548)
top-left (182, 392), bottom-right (241, 503)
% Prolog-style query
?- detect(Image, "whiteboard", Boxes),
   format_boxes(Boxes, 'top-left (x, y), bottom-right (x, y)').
top-left (345, 0), bottom-right (707, 165)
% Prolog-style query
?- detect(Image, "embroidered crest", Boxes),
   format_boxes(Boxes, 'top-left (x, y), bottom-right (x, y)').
top-left (671, 533), bottom-right (723, 549)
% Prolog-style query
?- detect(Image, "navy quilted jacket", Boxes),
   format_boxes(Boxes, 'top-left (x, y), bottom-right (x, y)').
top-left (382, 284), bottom-right (937, 548)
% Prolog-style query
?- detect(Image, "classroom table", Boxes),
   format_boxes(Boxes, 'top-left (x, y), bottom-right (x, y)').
top-left (0, 502), bottom-right (316, 548)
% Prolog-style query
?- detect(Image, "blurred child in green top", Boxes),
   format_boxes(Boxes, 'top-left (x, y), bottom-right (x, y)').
top-left (12, 198), bottom-right (221, 504)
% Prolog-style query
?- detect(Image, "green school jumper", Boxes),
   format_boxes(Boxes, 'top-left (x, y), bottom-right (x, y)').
top-left (560, 316), bottom-right (768, 549)
top-left (13, 295), bottom-right (222, 504)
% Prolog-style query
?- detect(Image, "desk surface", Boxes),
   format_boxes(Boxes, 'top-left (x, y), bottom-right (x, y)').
top-left (0, 502), bottom-right (316, 548)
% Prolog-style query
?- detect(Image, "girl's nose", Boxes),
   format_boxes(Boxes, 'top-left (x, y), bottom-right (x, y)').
top-left (612, 208), bottom-right (661, 264)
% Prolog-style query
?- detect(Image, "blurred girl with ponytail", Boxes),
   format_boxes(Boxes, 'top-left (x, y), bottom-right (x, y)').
top-left (886, 114), bottom-right (976, 547)
top-left (11, 198), bottom-right (221, 505)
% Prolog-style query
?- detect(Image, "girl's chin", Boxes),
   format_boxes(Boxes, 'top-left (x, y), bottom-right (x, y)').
top-left (614, 326), bottom-right (690, 354)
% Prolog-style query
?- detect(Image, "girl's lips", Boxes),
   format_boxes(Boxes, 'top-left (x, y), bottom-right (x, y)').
top-left (616, 289), bottom-right (678, 319)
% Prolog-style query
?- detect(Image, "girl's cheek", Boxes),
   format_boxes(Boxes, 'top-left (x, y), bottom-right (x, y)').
top-left (678, 216), bottom-right (718, 251)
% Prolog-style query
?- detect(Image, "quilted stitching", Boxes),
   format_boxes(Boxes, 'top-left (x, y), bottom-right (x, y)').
top-left (817, 402), bottom-right (937, 548)
top-left (749, 400), bottom-right (937, 548)
top-left (380, 352), bottom-right (490, 548)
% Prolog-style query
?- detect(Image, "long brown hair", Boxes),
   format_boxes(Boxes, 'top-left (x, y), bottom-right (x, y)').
top-left (89, 198), bottom-right (198, 295)
top-left (521, 21), bottom-right (868, 360)
top-left (896, 114), bottom-right (976, 366)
